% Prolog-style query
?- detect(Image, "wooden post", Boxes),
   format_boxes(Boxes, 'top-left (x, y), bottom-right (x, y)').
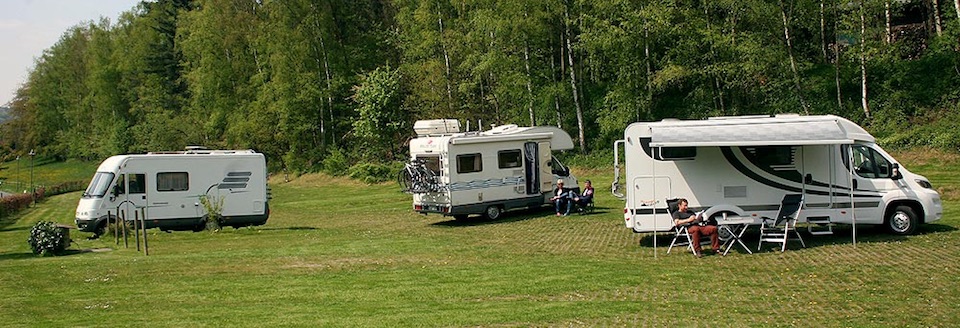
top-left (134, 210), bottom-right (141, 252)
top-left (121, 210), bottom-right (128, 248)
top-left (141, 207), bottom-right (149, 256)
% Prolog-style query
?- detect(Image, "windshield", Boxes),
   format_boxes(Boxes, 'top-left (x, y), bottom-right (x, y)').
top-left (84, 172), bottom-right (116, 198)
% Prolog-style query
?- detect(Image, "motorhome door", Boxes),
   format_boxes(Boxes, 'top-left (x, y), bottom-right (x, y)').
top-left (846, 145), bottom-right (899, 221)
top-left (118, 173), bottom-right (147, 224)
top-left (523, 142), bottom-right (541, 195)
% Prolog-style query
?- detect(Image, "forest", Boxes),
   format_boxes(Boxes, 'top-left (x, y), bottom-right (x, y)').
top-left (2, 0), bottom-right (959, 173)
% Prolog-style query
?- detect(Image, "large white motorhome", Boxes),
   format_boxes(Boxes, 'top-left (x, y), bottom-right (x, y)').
top-left (403, 119), bottom-right (579, 220)
top-left (613, 114), bottom-right (942, 235)
top-left (76, 149), bottom-right (270, 235)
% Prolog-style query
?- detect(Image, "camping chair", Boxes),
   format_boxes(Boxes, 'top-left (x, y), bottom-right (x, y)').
top-left (665, 198), bottom-right (709, 255)
top-left (758, 194), bottom-right (807, 252)
top-left (575, 198), bottom-right (595, 215)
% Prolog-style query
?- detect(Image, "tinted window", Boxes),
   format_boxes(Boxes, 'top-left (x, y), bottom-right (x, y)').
top-left (457, 154), bottom-right (482, 173)
top-left (498, 150), bottom-right (522, 169)
top-left (850, 145), bottom-right (892, 179)
top-left (157, 172), bottom-right (189, 192)
top-left (85, 172), bottom-right (116, 198)
top-left (417, 156), bottom-right (441, 175)
top-left (658, 147), bottom-right (697, 160)
top-left (128, 174), bottom-right (146, 194)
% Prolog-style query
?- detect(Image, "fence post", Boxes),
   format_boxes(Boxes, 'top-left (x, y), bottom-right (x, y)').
top-left (134, 210), bottom-right (141, 252)
top-left (121, 210), bottom-right (128, 248)
top-left (141, 207), bottom-right (149, 256)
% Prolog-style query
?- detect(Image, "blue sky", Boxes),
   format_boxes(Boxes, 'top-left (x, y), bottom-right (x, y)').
top-left (0, 0), bottom-right (142, 106)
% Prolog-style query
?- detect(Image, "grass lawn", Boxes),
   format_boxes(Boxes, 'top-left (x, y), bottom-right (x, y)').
top-left (0, 151), bottom-right (957, 326)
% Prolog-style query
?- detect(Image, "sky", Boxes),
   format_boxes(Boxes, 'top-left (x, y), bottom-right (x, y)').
top-left (0, 0), bottom-right (142, 106)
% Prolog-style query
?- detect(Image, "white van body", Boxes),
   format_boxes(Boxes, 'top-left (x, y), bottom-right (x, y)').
top-left (614, 114), bottom-right (942, 235)
top-left (404, 119), bottom-right (579, 220)
top-left (75, 149), bottom-right (269, 234)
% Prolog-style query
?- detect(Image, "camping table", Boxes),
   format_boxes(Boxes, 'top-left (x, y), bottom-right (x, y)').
top-left (718, 215), bottom-right (753, 255)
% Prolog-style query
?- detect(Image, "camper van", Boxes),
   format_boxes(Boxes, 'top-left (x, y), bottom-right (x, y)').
top-left (402, 119), bottom-right (579, 220)
top-left (75, 149), bottom-right (269, 235)
top-left (613, 114), bottom-right (942, 235)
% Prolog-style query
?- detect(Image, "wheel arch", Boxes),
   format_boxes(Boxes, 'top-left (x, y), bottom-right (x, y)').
top-left (885, 199), bottom-right (924, 224)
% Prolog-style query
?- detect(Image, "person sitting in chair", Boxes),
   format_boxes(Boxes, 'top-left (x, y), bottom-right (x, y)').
top-left (550, 179), bottom-right (572, 216)
top-left (672, 198), bottom-right (720, 257)
top-left (573, 179), bottom-right (594, 210)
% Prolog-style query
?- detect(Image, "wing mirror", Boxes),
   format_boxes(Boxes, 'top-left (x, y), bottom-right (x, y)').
top-left (891, 163), bottom-right (903, 180)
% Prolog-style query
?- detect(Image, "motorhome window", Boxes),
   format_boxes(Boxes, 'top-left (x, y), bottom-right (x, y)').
top-left (850, 145), bottom-right (891, 179)
top-left (743, 146), bottom-right (795, 166)
top-left (128, 174), bottom-right (146, 194)
top-left (657, 147), bottom-right (697, 160)
top-left (416, 156), bottom-right (441, 175)
top-left (498, 150), bottom-right (522, 169)
top-left (457, 154), bottom-right (483, 173)
top-left (550, 156), bottom-right (570, 176)
top-left (84, 172), bottom-right (115, 198)
top-left (157, 172), bottom-right (189, 192)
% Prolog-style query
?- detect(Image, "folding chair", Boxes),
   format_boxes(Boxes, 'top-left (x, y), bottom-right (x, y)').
top-left (758, 194), bottom-right (807, 252)
top-left (665, 198), bottom-right (691, 254)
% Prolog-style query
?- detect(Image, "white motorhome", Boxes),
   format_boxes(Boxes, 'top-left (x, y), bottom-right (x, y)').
top-left (403, 119), bottom-right (579, 220)
top-left (76, 149), bottom-right (270, 235)
top-left (613, 114), bottom-right (942, 235)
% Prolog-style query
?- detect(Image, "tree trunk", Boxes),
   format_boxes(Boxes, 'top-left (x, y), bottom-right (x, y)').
top-left (955, 0), bottom-right (960, 30)
top-left (885, 1), bottom-right (892, 44)
top-left (821, 0), bottom-right (828, 59)
top-left (524, 41), bottom-right (535, 126)
top-left (643, 9), bottom-right (652, 122)
top-left (779, 0), bottom-right (810, 114)
top-left (932, 0), bottom-right (944, 36)
top-left (437, 4), bottom-right (454, 112)
top-left (565, 9), bottom-right (586, 153)
top-left (834, 1), bottom-right (843, 110)
top-left (552, 31), bottom-right (562, 129)
top-left (860, 1), bottom-right (871, 119)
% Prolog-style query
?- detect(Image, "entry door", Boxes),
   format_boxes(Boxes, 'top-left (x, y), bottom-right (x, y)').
top-left (523, 142), bottom-right (540, 195)
top-left (121, 173), bottom-right (148, 225)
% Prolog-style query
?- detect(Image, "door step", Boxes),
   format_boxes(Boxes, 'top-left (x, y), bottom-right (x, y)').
top-left (807, 216), bottom-right (833, 235)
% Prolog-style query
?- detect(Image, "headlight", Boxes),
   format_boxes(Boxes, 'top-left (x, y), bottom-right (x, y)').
top-left (916, 179), bottom-right (933, 189)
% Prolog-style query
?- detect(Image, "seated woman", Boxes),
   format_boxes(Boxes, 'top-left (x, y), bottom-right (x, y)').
top-left (572, 180), bottom-right (594, 209)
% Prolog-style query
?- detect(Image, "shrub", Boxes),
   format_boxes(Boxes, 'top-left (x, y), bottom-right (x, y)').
top-left (322, 148), bottom-right (350, 177)
top-left (348, 162), bottom-right (403, 184)
top-left (28, 221), bottom-right (70, 256)
top-left (0, 192), bottom-right (34, 219)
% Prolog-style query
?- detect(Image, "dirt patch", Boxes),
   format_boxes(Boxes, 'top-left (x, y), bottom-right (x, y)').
top-left (889, 148), bottom-right (960, 167)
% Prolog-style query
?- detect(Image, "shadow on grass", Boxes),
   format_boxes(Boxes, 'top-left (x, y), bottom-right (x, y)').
top-left (253, 226), bottom-right (318, 231)
top-left (432, 204), bottom-right (612, 227)
top-left (0, 225), bottom-right (30, 232)
top-left (0, 248), bottom-right (113, 261)
top-left (636, 223), bottom-right (958, 255)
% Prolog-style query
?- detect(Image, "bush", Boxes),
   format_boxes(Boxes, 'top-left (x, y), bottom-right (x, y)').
top-left (44, 181), bottom-right (85, 197)
top-left (349, 162), bottom-right (403, 184)
top-left (28, 221), bottom-right (70, 256)
top-left (322, 148), bottom-right (350, 177)
top-left (0, 192), bottom-right (34, 219)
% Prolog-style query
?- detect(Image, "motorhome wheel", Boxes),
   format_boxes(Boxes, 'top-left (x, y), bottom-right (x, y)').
top-left (886, 205), bottom-right (918, 235)
top-left (483, 206), bottom-right (502, 220)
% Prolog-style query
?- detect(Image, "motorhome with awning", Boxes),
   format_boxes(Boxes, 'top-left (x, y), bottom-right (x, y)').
top-left (613, 114), bottom-right (942, 236)
top-left (402, 119), bottom-right (579, 220)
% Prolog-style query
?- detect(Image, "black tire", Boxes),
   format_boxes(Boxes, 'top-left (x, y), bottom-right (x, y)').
top-left (886, 205), bottom-right (918, 235)
top-left (483, 206), bottom-right (502, 220)
top-left (92, 221), bottom-right (107, 239)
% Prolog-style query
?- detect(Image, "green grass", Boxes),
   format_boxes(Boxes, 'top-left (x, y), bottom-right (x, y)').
top-left (0, 152), bottom-right (958, 326)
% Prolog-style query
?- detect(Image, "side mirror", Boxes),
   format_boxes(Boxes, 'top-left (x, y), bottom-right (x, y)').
top-left (112, 185), bottom-right (121, 196)
top-left (891, 163), bottom-right (903, 180)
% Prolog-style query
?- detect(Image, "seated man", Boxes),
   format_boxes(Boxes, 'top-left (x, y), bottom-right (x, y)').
top-left (572, 179), bottom-right (594, 210)
top-left (549, 179), bottom-right (572, 216)
top-left (671, 198), bottom-right (720, 257)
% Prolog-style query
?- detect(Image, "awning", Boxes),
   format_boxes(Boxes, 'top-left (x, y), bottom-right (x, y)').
top-left (648, 115), bottom-right (871, 147)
